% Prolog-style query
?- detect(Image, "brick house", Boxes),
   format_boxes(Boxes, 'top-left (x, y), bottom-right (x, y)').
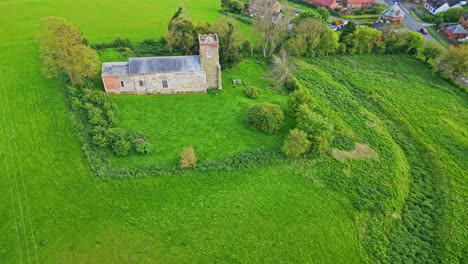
top-left (460, 13), bottom-right (468, 30)
top-left (379, 3), bottom-right (404, 25)
top-left (302, 0), bottom-right (338, 9)
top-left (101, 35), bottom-right (222, 95)
top-left (442, 24), bottom-right (468, 39)
top-left (345, 0), bottom-right (376, 9)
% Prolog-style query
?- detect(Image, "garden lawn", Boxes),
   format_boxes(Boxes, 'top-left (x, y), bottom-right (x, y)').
top-left (108, 59), bottom-right (293, 167)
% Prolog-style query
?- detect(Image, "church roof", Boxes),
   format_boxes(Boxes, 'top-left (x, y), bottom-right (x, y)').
top-left (129, 55), bottom-right (203, 75)
top-left (102, 55), bottom-right (204, 77)
top-left (382, 4), bottom-right (403, 18)
top-left (102, 62), bottom-right (129, 77)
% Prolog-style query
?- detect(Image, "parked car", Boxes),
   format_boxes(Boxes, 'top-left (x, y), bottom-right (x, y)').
top-left (420, 27), bottom-right (428, 35)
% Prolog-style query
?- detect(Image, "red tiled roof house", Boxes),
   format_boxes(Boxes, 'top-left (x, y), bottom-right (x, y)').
top-left (302, 0), bottom-right (338, 9)
top-left (345, 0), bottom-right (376, 9)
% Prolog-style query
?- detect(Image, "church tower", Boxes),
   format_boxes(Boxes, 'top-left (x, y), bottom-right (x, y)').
top-left (199, 34), bottom-right (222, 90)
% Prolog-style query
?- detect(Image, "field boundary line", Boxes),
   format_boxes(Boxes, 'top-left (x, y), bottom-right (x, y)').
top-left (1, 71), bottom-right (39, 263)
top-left (0, 73), bottom-right (24, 264)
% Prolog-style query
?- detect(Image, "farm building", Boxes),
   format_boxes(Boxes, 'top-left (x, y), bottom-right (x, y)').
top-left (345, 0), bottom-right (376, 9)
top-left (379, 3), bottom-right (404, 25)
top-left (101, 34), bottom-right (222, 95)
top-left (302, 0), bottom-right (338, 9)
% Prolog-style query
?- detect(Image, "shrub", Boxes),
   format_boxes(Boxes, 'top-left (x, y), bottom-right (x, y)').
top-left (112, 140), bottom-right (131, 156)
top-left (86, 91), bottom-right (108, 106)
top-left (295, 104), bottom-right (312, 124)
top-left (297, 113), bottom-right (334, 154)
top-left (282, 129), bottom-right (311, 158)
top-left (331, 134), bottom-right (354, 151)
top-left (286, 77), bottom-right (302, 91)
top-left (288, 87), bottom-right (315, 115)
top-left (85, 103), bottom-right (107, 126)
top-left (106, 109), bottom-right (118, 125)
top-left (247, 103), bottom-right (284, 134)
top-left (244, 86), bottom-right (259, 98)
top-left (70, 97), bottom-right (82, 111)
top-left (242, 40), bottom-right (252, 56)
top-left (134, 140), bottom-right (153, 154)
top-left (180, 146), bottom-right (197, 168)
top-left (92, 126), bottom-right (109, 147)
top-left (105, 127), bottom-right (129, 143)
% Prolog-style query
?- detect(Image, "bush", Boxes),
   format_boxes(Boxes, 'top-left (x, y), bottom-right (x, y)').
top-left (92, 127), bottom-right (109, 147)
top-left (331, 134), bottom-right (354, 151)
top-left (180, 146), bottom-right (197, 168)
top-left (105, 127), bottom-right (129, 143)
top-left (244, 86), bottom-right (259, 98)
top-left (70, 97), bottom-right (82, 111)
top-left (112, 140), bottom-right (131, 156)
top-left (229, 0), bottom-right (244, 14)
top-left (282, 129), bottom-right (311, 158)
top-left (85, 103), bottom-right (107, 126)
top-left (288, 87), bottom-right (315, 115)
top-left (297, 113), bottom-right (334, 154)
top-left (247, 103), bottom-right (285, 134)
top-left (106, 109), bottom-right (118, 125)
top-left (242, 40), bottom-right (252, 56)
top-left (134, 140), bottom-right (153, 154)
top-left (286, 77), bottom-right (303, 91)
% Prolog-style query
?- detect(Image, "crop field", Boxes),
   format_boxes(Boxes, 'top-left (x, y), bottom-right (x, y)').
top-left (1, 0), bottom-right (467, 263)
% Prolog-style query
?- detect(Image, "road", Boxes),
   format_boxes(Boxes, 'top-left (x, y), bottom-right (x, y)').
top-left (384, 0), bottom-right (443, 45)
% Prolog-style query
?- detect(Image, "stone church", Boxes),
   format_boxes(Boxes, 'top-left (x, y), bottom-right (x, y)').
top-left (101, 34), bottom-right (222, 94)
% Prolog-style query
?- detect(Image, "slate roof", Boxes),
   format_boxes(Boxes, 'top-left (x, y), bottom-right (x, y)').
top-left (102, 62), bottom-right (129, 77)
top-left (446, 24), bottom-right (468, 34)
top-left (426, 0), bottom-right (448, 9)
top-left (382, 4), bottom-right (403, 17)
top-left (128, 55), bottom-right (203, 75)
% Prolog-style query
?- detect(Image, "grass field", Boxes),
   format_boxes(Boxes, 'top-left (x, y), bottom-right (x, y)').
top-left (1, 0), bottom-right (467, 263)
top-left (0, 0), bottom-right (362, 263)
top-left (108, 59), bottom-right (293, 167)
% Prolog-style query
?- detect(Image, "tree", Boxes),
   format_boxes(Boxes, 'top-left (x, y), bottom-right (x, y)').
top-left (297, 112), bottom-right (334, 154)
top-left (397, 31), bottom-right (425, 54)
top-left (317, 7), bottom-right (330, 23)
top-left (282, 129), bottom-right (311, 158)
top-left (247, 103), bottom-right (285, 134)
top-left (252, 0), bottom-right (292, 57)
top-left (422, 42), bottom-right (443, 63)
top-left (229, 0), bottom-right (244, 13)
top-left (339, 21), bottom-right (356, 43)
top-left (288, 87), bottom-right (315, 115)
top-left (285, 34), bottom-right (307, 56)
top-left (166, 7), bottom-right (198, 55)
top-left (270, 50), bottom-right (296, 88)
top-left (437, 45), bottom-right (468, 79)
top-left (180, 146), bottom-right (197, 168)
top-left (37, 17), bottom-right (100, 85)
top-left (211, 20), bottom-right (242, 69)
top-left (344, 26), bottom-right (382, 54)
top-left (317, 28), bottom-right (339, 56)
top-left (294, 18), bottom-right (328, 56)
top-left (221, 0), bottom-right (231, 10)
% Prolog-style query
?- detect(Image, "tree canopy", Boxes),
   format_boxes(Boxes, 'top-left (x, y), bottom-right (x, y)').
top-left (37, 17), bottom-right (100, 85)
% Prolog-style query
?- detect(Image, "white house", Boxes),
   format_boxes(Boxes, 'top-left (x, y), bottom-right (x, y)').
top-left (424, 0), bottom-right (450, 15)
top-left (424, 0), bottom-right (466, 15)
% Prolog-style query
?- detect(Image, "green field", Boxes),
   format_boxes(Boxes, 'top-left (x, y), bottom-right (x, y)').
top-left (1, 0), bottom-right (467, 263)
top-left (109, 59), bottom-right (293, 167)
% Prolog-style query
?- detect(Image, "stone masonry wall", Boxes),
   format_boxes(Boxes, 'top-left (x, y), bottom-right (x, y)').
top-left (105, 71), bottom-right (207, 95)
top-left (200, 42), bottom-right (221, 89)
